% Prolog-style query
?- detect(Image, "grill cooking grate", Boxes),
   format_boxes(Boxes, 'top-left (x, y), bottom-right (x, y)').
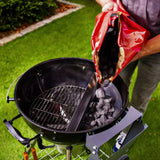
top-left (29, 85), bottom-right (86, 130)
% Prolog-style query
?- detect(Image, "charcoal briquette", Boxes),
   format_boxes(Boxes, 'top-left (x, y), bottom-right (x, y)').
top-left (103, 97), bottom-right (112, 103)
top-left (109, 107), bottom-right (115, 113)
top-left (96, 119), bottom-right (103, 126)
top-left (96, 98), bottom-right (104, 110)
top-left (103, 104), bottom-right (110, 112)
top-left (94, 111), bottom-right (102, 119)
top-left (95, 88), bottom-right (105, 98)
top-left (102, 79), bottom-right (110, 87)
top-left (91, 121), bottom-right (97, 126)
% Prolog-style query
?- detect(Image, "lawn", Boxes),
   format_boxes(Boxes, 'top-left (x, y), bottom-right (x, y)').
top-left (0, 0), bottom-right (160, 160)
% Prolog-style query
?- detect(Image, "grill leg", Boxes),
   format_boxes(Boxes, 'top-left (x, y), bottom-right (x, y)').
top-left (66, 146), bottom-right (73, 160)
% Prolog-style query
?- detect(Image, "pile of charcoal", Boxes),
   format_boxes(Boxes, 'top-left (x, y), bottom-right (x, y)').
top-left (90, 80), bottom-right (115, 127)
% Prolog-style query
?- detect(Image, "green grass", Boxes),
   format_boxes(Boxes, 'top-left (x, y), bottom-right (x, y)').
top-left (0, 0), bottom-right (160, 159)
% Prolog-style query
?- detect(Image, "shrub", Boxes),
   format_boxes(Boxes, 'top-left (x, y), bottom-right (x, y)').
top-left (0, 0), bottom-right (57, 31)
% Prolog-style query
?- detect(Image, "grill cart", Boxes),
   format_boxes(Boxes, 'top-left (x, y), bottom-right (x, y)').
top-left (3, 58), bottom-right (147, 160)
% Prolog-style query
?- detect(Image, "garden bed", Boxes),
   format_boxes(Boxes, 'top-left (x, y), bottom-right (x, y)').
top-left (0, 2), bottom-right (76, 39)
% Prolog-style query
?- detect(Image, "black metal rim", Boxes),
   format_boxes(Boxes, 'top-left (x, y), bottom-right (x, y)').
top-left (14, 57), bottom-right (128, 135)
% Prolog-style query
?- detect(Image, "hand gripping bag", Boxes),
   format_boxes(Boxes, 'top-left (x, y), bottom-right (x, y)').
top-left (91, 0), bottom-right (150, 83)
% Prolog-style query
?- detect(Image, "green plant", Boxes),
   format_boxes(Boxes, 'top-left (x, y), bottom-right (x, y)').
top-left (0, 0), bottom-right (57, 31)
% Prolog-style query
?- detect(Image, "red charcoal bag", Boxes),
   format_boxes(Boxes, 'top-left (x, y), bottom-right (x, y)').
top-left (91, 0), bottom-right (150, 83)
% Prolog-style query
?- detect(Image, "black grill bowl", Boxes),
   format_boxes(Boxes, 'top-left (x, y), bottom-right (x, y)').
top-left (14, 58), bottom-right (128, 145)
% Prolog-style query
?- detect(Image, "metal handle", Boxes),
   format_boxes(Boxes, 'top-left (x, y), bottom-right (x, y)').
top-left (6, 74), bottom-right (23, 103)
top-left (3, 114), bottom-right (39, 146)
top-left (6, 96), bottom-right (15, 103)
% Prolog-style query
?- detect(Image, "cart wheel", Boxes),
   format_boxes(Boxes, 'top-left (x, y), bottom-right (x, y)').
top-left (118, 154), bottom-right (129, 160)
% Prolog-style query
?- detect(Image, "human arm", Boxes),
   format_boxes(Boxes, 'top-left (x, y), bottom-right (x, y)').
top-left (96, 0), bottom-right (112, 7)
top-left (130, 34), bottom-right (160, 62)
top-left (96, 0), bottom-right (160, 62)
top-left (96, 0), bottom-right (117, 11)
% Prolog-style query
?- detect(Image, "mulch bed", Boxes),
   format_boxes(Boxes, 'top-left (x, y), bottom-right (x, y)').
top-left (0, 2), bottom-right (76, 39)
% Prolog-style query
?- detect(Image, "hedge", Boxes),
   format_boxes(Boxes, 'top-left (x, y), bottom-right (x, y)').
top-left (0, 0), bottom-right (57, 31)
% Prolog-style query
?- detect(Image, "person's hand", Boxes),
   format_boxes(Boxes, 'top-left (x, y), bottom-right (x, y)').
top-left (96, 0), bottom-right (117, 11)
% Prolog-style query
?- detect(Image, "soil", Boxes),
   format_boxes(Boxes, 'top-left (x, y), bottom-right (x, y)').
top-left (0, 2), bottom-right (76, 39)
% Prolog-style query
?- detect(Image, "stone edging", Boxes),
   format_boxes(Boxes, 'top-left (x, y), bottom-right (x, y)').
top-left (0, 0), bottom-right (84, 46)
